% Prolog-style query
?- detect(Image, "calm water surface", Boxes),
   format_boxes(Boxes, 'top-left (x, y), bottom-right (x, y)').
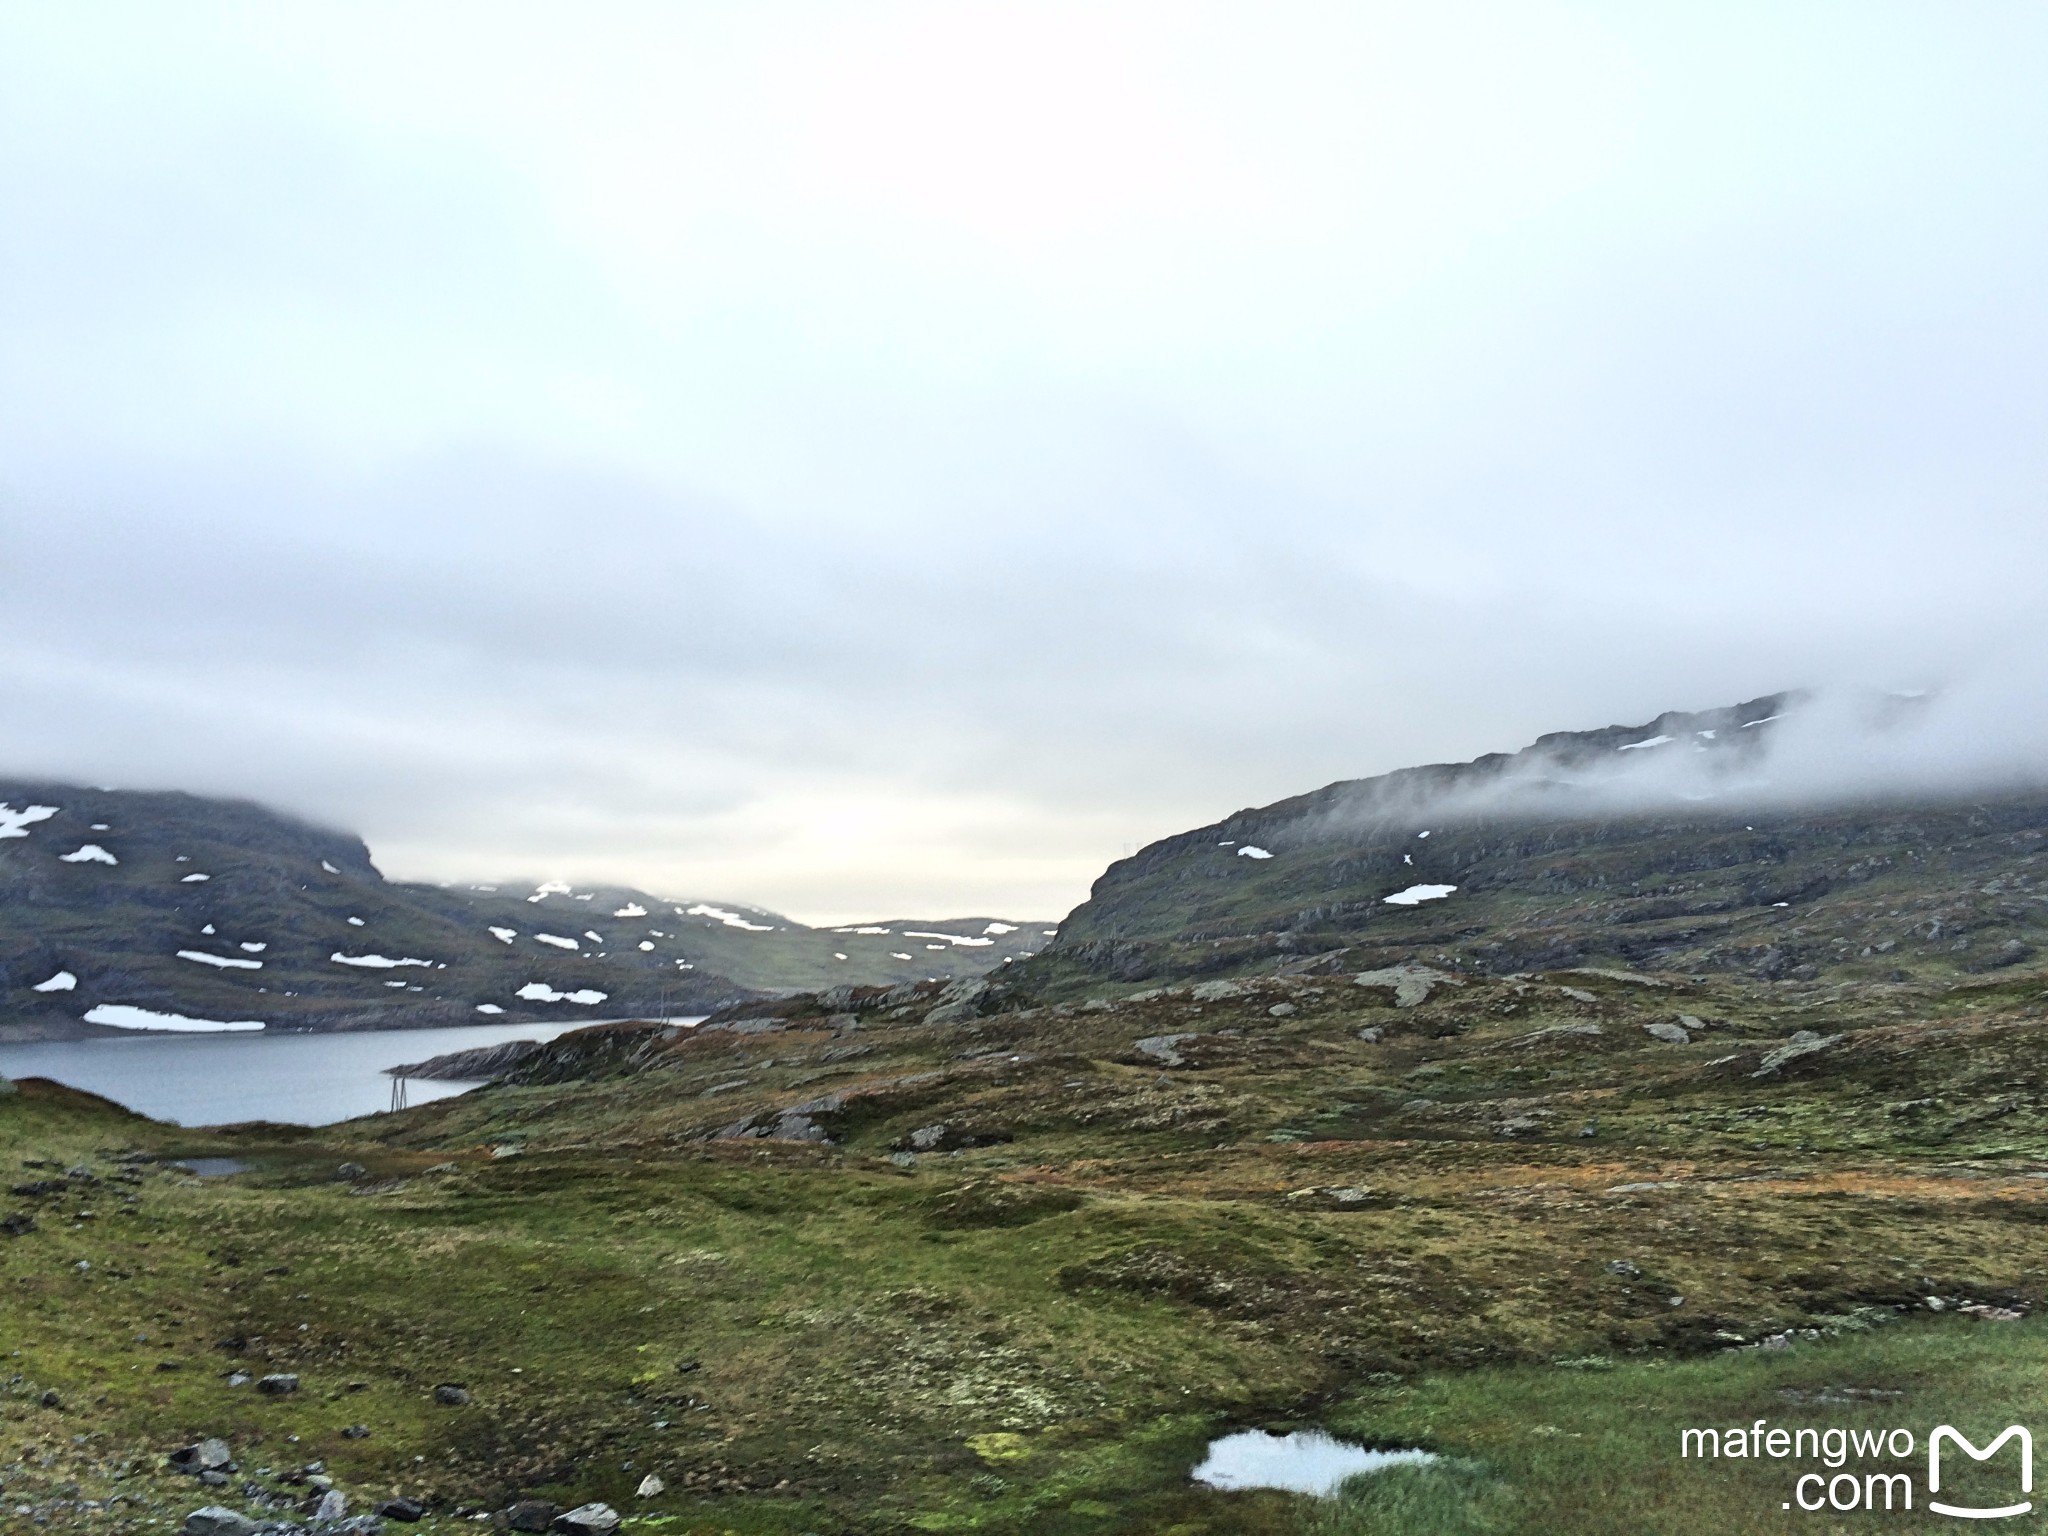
top-left (1191, 1429), bottom-right (1435, 1496)
top-left (0, 1019), bottom-right (699, 1127)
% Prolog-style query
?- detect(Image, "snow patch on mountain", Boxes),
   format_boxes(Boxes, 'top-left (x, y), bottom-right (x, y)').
top-left (178, 950), bottom-right (263, 970)
top-left (0, 803), bottom-right (58, 839)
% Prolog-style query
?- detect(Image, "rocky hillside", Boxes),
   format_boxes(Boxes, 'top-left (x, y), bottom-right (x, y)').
top-left (0, 781), bottom-right (1051, 1040)
top-left (1016, 692), bottom-right (2048, 996)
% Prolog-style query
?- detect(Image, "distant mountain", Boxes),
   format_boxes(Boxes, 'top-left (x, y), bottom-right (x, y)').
top-left (0, 781), bottom-right (1053, 1040)
top-left (1010, 692), bottom-right (2048, 997)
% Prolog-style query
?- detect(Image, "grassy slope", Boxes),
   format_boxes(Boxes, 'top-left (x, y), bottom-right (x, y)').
top-left (5, 965), bottom-right (2048, 1532)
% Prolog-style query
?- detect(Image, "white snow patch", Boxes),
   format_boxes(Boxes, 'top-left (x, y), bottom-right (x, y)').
top-left (84, 1004), bottom-right (263, 1033)
top-left (384, 979), bottom-right (407, 988)
top-left (475, 1003), bottom-right (505, 1015)
top-left (321, 860), bottom-right (340, 873)
top-left (1042, 929), bottom-right (1058, 936)
top-left (925, 944), bottom-right (945, 951)
top-left (1742, 714), bottom-right (1785, 729)
top-left (1617, 735), bottom-right (1675, 752)
top-left (0, 803), bottom-right (59, 839)
top-left (903, 930), bottom-right (995, 947)
top-left (534, 934), bottom-right (579, 950)
top-left (1404, 854), bottom-right (1413, 865)
top-left (890, 952), bottom-right (913, 960)
top-left (201, 924), bottom-right (216, 935)
top-left (583, 930), bottom-right (604, 943)
top-left (346, 916), bottom-right (365, 926)
top-left (574, 893), bottom-right (594, 900)
top-left (834, 925), bottom-right (892, 935)
top-left (1697, 729), bottom-right (1717, 740)
top-left (686, 903), bottom-right (774, 931)
top-left (1385, 884), bottom-right (1458, 906)
top-left (515, 982), bottom-right (608, 1005)
top-left (180, 873), bottom-right (210, 882)
top-left (489, 926), bottom-right (517, 944)
top-left (1417, 830), bottom-right (1431, 838)
top-left (178, 950), bottom-right (263, 970)
top-left (32, 971), bottom-right (77, 993)
top-left (833, 952), bottom-right (848, 960)
top-left (59, 844), bottom-right (118, 865)
top-left (239, 942), bottom-right (267, 953)
top-left (983, 922), bottom-right (1018, 935)
top-left (637, 941), bottom-right (654, 951)
top-left (1237, 846), bottom-right (1273, 860)
top-left (329, 952), bottom-right (433, 969)
top-left (527, 881), bottom-right (572, 903)
top-left (613, 902), bottom-right (648, 918)
top-left (90, 823), bottom-right (108, 832)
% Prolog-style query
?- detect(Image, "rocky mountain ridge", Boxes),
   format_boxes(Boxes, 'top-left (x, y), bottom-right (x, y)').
top-left (1013, 692), bottom-right (2048, 997)
top-left (0, 780), bottom-right (1049, 1040)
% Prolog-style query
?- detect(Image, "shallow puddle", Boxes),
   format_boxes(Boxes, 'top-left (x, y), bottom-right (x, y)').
top-left (1191, 1428), bottom-right (1435, 1496)
top-left (172, 1158), bottom-right (250, 1177)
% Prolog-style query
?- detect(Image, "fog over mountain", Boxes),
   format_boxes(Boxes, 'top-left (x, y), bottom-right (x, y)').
top-left (4, 5), bottom-right (2048, 921)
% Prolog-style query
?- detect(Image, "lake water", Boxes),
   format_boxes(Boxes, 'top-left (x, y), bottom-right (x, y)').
top-left (0, 1019), bottom-right (699, 1128)
top-left (1191, 1429), bottom-right (1436, 1496)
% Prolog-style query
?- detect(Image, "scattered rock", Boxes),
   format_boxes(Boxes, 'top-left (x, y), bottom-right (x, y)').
top-left (716, 1093), bottom-right (843, 1144)
top-left (183, 1508), bottom-right (258, 1536)
top-left (1563, 967), bottom-right (1667, 988)
top-left (635, 1473), bottom-right (664, 1497)
top-left (553, 1501), bottom-right (621, 1535)
top-left (39, 1389), bottom-right (61, 1409)
top-left (1556, 986), bottom-right (1598, 1004)
top-left (376, 1494), bottom-right (427, 1521)
top-left (1753, 1033), bottom-right (1841, 1077)
top-left (1190, 979), bottom-right (1247, 1002)
top-left (1355, 1027), bottom-right (1383, 1044)
top-left (169, 1438), bottom-right (233, 1474)
top-left (501, 1501), bottom-right (558, 1532)
top-left (1266, 1002), bottom-right (1295, 1017)
top-left (1134, 1033), bottom-right (1197, 1068)
top-left (433, 1383), bottom-right (471, 1406)
top-left (1960, 1302), bottom-right (2024, 1321)
top-left (256, 1374), bottom-right (299, 1396)
top-left (334, 1163), bottom-right (368, 1182)
top-left (341, 1425), bottom-right (370, 1439)
top-left (924, 976), bottom-right (991, 1025)
top-left (1284, 1185), bottom-right (1374, 1207)
top-left (0, 1211), bottom-right (33, 1236)
top-left (1643, 1020), bottom-right (1690, 1045)
top-left (1352, 965), bottom-right (1460, 1007)
top-left (1606, 1259), bottom-right (1643, 1279)
top-left (314, 1489), bottom-right (348, 1520)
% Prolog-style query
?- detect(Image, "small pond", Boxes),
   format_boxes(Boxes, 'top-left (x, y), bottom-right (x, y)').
top-left (172, 1158), bottom-right (251, 1178)
top-left (1192, 1429), bottom-right (1436, 1496)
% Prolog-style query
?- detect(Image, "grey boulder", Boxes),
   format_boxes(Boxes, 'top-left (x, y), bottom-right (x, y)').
top-left (553, 1503), bottom-right (622, 1535)
top-left (183, 1508), bottom-right (258, 1536)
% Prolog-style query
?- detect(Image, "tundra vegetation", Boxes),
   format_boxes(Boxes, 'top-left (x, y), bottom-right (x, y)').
top-left (5, 953), bottom-right (2048, 1534)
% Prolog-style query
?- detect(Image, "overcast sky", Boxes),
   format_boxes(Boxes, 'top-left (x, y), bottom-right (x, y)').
top-left (4, 3), bottom-right (2046, 922)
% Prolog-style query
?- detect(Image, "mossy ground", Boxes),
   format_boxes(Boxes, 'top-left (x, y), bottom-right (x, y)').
top-left (4, 965), bottom-right (2048, 1532)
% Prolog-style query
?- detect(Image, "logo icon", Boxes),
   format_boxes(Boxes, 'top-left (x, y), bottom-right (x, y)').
top-left (1930, 1425), bottom-right (2032, 1519)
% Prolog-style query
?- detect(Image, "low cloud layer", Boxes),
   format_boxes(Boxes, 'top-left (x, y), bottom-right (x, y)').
top-left (4, 7), bottom-right (2048, 921)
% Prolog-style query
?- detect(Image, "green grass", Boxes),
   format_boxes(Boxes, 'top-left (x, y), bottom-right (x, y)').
top-left (8, 958), bottom-right (2048, 1533)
